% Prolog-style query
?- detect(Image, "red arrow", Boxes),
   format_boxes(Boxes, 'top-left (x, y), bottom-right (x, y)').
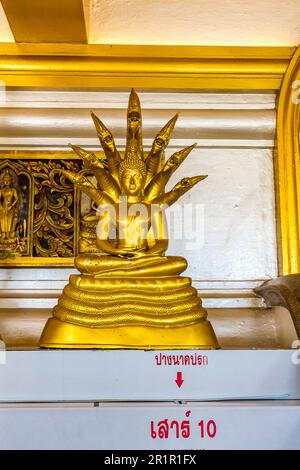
top-left (175, 372), bottom-right (184, 388)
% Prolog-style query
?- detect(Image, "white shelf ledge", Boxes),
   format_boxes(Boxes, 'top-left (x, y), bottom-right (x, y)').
top-left (0, 349), bottom-right (299, 402)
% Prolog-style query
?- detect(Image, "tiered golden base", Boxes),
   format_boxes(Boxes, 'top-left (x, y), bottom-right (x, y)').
top-left (39, 318), bottom-right (219, 349)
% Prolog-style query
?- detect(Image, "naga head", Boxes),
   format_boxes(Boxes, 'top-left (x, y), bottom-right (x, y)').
top-left (60, 170), bottom-right (94, 189)
top-left (163, 144), bottom-right (197, 172)
top-left (68, 144), bottom-right (107, 171)
top-left (151, 114), bottom-right (178, 155)
top-left (173, 175), bottom-right (208, 193)
top-left (91, 112), bottom-right (116, 154)
top-left (127, 89), bottom-right (142, 137)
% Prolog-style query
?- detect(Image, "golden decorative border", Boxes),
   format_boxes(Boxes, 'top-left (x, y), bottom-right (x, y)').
top-left (277, 45), bottom-right (300, 274)
top-left (0, 43), bottom-right (294, 90)
top-left (0, 150), bottom-right (101, 160)
top-left (0, 257), bottom-right (74, 267)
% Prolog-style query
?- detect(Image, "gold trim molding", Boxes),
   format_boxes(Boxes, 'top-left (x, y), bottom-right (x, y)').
top-left (277, 45), bottom-right (300, 274)
top-left (0, 44), bottom-right (294, 90)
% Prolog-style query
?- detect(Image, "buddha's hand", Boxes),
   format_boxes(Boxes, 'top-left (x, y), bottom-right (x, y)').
top-left (117, 248), bottom-right (145, 259)
top-left (130, 249), bottom-right (146, 258)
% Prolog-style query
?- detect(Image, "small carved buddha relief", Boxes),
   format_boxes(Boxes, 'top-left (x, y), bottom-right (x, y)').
top-left (0, 169), bottom-right (19, 251)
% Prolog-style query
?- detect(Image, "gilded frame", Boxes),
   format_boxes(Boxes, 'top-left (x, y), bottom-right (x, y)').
top-left (277, 45), bottom-right (300, 274)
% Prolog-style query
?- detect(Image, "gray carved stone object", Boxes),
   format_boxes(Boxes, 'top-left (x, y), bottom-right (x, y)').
top-left (254, 274), bottom-right (300, 339)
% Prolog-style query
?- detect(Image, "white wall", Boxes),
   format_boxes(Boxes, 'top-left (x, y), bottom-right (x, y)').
top-left (167, 147), bottom-right (277, 282)
top-left (88, 0), bottom-right (300, 46)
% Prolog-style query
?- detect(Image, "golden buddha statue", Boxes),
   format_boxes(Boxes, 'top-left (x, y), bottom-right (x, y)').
top-left (0, 170), bottom-right (19, 251)
top-left (40, 90), bottom-right (218, 349)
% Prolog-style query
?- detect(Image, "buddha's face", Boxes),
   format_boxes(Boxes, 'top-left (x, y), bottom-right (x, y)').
top-left (152, 137), bottom-right (165, 154)
top-left (121, 169), bottom-right (144, 197)
top-left (3, 175), bottom-right (12, 187)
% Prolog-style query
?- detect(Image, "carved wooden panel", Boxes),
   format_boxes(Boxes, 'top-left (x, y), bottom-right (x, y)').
top-left (0, 152), bottom-right (102, 266)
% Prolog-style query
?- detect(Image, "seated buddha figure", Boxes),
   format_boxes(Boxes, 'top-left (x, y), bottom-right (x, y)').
top-left (39, 90), bottom-right (218, 349)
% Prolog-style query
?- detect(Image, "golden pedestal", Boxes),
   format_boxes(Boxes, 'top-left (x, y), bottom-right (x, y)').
top-left (39, 272), bottom-right (219, 349)
top-left (40, 318), bottom-right (218, 349)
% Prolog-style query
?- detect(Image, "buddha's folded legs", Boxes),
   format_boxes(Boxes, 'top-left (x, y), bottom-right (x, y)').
top-left (75, 254), bottom-right (187, 277)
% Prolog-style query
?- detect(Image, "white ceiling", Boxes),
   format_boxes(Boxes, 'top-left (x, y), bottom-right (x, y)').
top-left (1, 0), bottom-right (300, 46)
top-left (88, 0), bottom-right (300, 46)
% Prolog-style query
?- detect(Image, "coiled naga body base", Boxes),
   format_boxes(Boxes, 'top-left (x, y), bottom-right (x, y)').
top-left (40, 90), bottom-right (218, 349)
top-left (40, 255), bottom-right (218, 349)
